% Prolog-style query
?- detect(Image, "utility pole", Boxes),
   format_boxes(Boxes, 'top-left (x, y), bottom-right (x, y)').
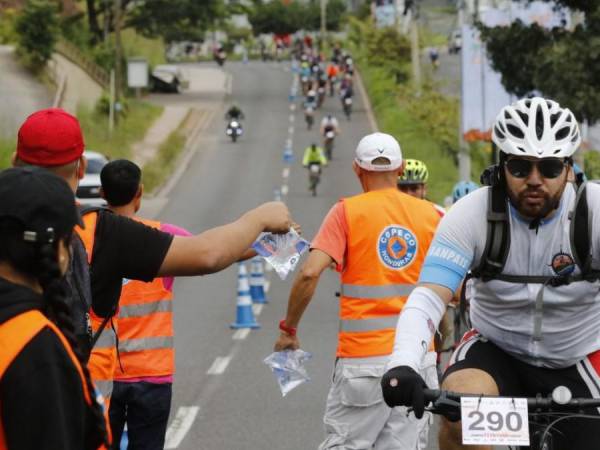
top-left (409, 2), bottom-right (421, 96)
top-left (114, 0), bottom-right (123, 104)
top-left (320, 0), bottom-right (327, 49)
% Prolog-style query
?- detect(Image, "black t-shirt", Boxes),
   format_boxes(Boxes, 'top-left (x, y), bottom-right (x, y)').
top-left (89, 211), bottom-right (173, 317)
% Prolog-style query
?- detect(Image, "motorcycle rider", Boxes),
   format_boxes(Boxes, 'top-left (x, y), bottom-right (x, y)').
top-left (225, 105), bottom-right (244, 121)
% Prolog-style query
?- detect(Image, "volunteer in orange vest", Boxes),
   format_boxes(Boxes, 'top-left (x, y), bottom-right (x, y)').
top-left (11, 108), bottom-right (293, 427)
top-left (273, 132), bottom-right (441, 449)
top-left (0, 167), bottom-right (109, 450)
top-left (99, 160), bottom-right (191, 450)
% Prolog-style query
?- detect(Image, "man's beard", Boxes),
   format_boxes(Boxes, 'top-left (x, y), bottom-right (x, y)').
top-left (507, 187), bottom-right (561, 220)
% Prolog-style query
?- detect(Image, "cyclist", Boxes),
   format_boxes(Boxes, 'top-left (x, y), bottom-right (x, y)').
top-left (225, 105), bottom-right (244, 121)
top-left (302, 143), bottom-right (327, 169)
top-left (381, 97), bottom-right (600, 450)
top-left (320, 114), bottom-right (340, 137)
top-left (451, 180), bottom-right (479, 204)
top-left (397, 159), bottom-right (445, 217)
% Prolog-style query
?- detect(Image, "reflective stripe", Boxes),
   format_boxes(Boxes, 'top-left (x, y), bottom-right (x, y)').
top-left (341, 283), bottom-right (415, 299)
top-left (94, 379), bottom-right (113, 399)
top-left (118, 300), bottom-right (172, 318)
top-left (94, 327), bottom-right (116, 349)
top-left (339, 316), bottom-right (399, 332)
top-left (119, 336), bottom-right (174, 353)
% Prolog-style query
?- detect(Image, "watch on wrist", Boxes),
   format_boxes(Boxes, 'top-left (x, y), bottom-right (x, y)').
top-left (279, 319), bottom-right (297, 336)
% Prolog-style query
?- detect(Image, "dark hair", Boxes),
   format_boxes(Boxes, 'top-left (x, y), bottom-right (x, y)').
top-left (0, 218), bottom-right (108, 448)
top-left (100, 159), bottom-right (141, 207)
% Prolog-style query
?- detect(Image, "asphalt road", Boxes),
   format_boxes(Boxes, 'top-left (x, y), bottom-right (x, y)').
top-left (156, 60), bottom-right (376, 450)
top-left (0, 45), bottom-right (52, 138)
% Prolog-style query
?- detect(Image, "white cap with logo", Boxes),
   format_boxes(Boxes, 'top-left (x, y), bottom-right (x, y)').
top-left (354, 132), bottom-right (403, 172)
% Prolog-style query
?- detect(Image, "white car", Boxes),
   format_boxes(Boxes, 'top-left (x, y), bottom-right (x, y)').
top-left (76, 151), bottom-right (109, 207)
top-left (150, 65), bottom-right (190, 93)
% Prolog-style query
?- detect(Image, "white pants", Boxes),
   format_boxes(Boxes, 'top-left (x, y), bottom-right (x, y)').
top-left (318, 352), bottom-right (438, 450)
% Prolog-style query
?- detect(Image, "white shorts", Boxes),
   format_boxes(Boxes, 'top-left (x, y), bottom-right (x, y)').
top-left (319, 352), bottom-right (438, 450)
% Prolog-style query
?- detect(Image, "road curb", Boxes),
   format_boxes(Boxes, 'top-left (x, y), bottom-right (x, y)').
top-left (355, 68), bottom-right (378, 133)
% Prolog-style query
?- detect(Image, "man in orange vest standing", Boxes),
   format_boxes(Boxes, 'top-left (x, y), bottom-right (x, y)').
top-left (274, 132), bottom-right (441, 449)
top-left (98, 160), bottom-right (190, 450)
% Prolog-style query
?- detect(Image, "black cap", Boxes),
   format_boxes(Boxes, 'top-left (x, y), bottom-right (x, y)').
top-left (0, 167), bottom-right (82, 243)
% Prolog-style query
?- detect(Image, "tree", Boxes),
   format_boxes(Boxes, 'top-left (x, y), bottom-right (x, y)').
top-left (479, 1), bottom-right (600, 122)
top-left (15, 0), bottom-right (59, 71)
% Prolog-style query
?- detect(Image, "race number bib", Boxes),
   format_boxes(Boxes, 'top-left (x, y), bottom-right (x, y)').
top-left (461, 397), bottom-right (529, 446)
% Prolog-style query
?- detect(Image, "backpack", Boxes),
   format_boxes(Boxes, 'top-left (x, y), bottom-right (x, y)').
top-left (457, 166), bottom-right (600, 335)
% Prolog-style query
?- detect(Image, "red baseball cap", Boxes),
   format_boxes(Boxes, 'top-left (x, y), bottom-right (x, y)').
top-left (17, 108), bottom-right (85, 166)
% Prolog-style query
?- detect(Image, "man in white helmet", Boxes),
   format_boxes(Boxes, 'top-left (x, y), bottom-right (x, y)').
top-left (380, 97), bottom-right (600, 449)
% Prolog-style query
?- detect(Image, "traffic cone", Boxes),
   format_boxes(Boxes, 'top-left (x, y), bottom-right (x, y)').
top-left (230, 263), bottom-right (260, 329)
top-left (250, 257), bottom-right (268, 304)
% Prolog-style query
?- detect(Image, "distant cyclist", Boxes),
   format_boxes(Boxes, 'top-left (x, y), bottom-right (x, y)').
top-left (397, 159), bottom-right (445, 217)
top-left (225, 105), bottom-right (244, 121)
top-left (320, 114), bottom-right (340, 137)
top-left (302, 143), bottom-right (327, 169)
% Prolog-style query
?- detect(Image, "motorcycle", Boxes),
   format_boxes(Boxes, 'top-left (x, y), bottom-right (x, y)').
top-left (304, 106), bottom-right (315, 130)
top-left (308, 163), bottom-right (321, 197)
top-left (343, 96), bottom-right (353, 120)
top-left (324, 130), bottom-right (335, 160)
top-left (215, 50), bottom-right (227, 67)
top-left (226, 120), bottom-right (243, 142)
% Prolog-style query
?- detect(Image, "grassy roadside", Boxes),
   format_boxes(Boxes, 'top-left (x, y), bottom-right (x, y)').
top-left (357, 60), bottom-right (459, 204)
top-left (0, 138), bottom-right (16, 169)
top-left (77, 100), bottom-right (163, 159)
top-left (142, 128), bottom-right (187, 194)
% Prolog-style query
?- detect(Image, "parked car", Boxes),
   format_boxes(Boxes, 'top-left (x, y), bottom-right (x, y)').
top-left (76, 151), bottom-right (109, 207)
top-left (448, 29), bottom-right (462, 54)
top-left (150, 65), bottom-right (189, 93)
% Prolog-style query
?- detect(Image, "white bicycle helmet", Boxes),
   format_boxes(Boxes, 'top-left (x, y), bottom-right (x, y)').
top-left (492, 97), bottom-right (580, 159)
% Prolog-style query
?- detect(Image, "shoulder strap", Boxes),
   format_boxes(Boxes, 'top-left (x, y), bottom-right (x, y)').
top-left (570, 181), bottom-right (592, 273)
top-left (0, 310), bottom-right (48, 377)
top-left (473, 185), bottom-right (510, 280)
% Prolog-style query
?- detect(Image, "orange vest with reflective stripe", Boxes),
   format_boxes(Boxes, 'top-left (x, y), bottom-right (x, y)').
top-left (338, 188), bottom-right (441, 358)
top-left (114, 217), bottom-right (174, 379)
top-left (0, 310), bottom-right (106, 449)
top-left (75, 211), bottom-right (117, 407)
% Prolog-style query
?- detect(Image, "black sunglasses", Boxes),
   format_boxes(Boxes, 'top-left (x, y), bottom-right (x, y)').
top-left (505, 158), bottom-right (567, 179)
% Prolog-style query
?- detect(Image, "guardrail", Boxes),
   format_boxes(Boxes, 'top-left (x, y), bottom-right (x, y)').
top-left (54, 39), bottom-right (110, 89)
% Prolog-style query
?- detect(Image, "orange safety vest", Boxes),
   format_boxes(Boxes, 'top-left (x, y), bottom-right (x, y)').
top-left (114, 218), bottom-right (174, 379)
top-left (0, 310), bottom-right (108, 449)
top-left (75, 212), bottom-right (117, 408)
top-left (338, 189), bottom-right (441, 358)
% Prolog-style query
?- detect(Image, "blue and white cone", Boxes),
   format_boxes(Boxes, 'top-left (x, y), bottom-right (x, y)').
top-left (231, 264), bottom-right (260, 329)
top-left (250, 257), bottom-right (268, 304)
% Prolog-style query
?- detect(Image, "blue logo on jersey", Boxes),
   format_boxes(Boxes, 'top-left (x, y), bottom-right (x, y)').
top-left (377, 225), bottom-right (418, 270)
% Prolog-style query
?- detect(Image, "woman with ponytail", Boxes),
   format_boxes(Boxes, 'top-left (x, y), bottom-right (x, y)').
top-left (0, 167), bottom-right (109, 450)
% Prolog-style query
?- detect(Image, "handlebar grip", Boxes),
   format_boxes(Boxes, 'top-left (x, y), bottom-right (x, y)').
top-left (423, 388), bottom-right (442, 403)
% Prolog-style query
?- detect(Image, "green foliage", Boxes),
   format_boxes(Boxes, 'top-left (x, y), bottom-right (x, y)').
top-left (584, 151), bottom-right (600, 180)
top-left (479, 2), bottom-right (600, 122)
top-left (127, 0), bottom-right (226, 43)
top-left (15, 0), bottom-right (60, 72)
top-left (0, 137), bottom-right (16, 170)
top-left (0, 8), bottom-right (18, 44)
top-left (248, 0), bottom-right (347, 35)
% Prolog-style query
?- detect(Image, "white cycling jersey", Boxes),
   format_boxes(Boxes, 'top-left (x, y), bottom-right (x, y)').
top-left (420, 183), bottom-right (600, 368)
top-left (320, 117), bottom-right (339, 129)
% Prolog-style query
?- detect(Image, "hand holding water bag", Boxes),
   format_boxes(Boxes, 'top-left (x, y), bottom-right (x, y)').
top-left (263, 350), bottom-right (312, 397)
top-left (251, 229), bottom-right (310, 280)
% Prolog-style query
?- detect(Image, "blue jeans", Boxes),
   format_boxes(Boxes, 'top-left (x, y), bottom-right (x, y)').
top-left (109, 381), bottom-right (172, 450)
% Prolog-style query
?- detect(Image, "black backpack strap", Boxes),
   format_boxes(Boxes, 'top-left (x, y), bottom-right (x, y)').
top-left (472, 185), bottom-right (510, 280)
top-left (571, 182), bottom-right (591, 273)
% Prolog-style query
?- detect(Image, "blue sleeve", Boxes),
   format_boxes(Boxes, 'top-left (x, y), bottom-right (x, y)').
top-left (419, 236), bottom-right (473, 292)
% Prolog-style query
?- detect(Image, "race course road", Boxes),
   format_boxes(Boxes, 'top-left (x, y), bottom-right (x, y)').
top-left (154, 60), bottom-right (449, 450)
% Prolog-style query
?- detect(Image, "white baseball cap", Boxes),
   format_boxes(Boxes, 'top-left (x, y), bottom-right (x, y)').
top-left (354, 132), bottom-right (402, 172)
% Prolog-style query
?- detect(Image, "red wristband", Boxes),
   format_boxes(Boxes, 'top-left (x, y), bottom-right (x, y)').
top-left (279, 319), bottom-right (297, 336)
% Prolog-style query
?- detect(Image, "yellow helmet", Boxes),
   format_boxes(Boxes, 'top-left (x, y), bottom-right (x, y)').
top-left (398, 159), bottom-right (428, 185)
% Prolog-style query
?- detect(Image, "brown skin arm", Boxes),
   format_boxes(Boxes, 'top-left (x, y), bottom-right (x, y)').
top-left (157, 202), bottom-right (292, 276)
top-left (274, 249), bottom-right (334, 350)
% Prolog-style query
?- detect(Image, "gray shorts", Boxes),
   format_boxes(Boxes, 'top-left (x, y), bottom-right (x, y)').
top-left (319, 352), bottom-right (438, 450)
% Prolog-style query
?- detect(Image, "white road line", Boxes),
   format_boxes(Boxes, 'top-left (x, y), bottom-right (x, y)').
top-left (281, 184), bottom-right (289, 196)
top-left (282, 167), bottom-right (290, 179)
top-left (206, 356), bottom-right (231, 375)
top-left (290, 104), bottom-right (296, 112)
top-left (252, 304), bottom-right (264, 316)
top-left (232, 328), bottom-right (251, 340)
top-left (289, 114), bottom-right (295, 122)
top-left (286, 138), bottom-right (293, 148)
top-left (164, 406), bottom-right (200, 449)
top-left (288, 126), bottom-right (294, 134)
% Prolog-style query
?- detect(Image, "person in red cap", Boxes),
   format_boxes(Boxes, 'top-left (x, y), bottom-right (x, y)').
top-left (13, 108), bottom-right (295, 442)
